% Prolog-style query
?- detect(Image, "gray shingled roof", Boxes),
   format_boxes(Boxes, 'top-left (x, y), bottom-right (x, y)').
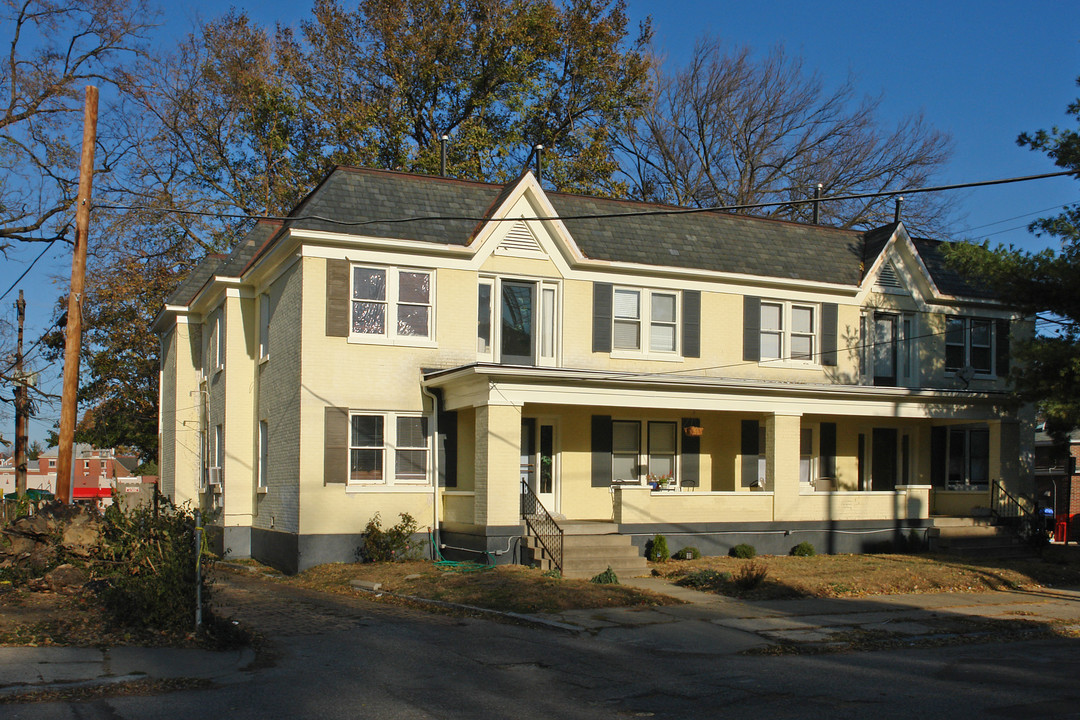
top-left (913, 238), bottom-right (999, 300)
top-left (166, 167), bottom-right (997, 305)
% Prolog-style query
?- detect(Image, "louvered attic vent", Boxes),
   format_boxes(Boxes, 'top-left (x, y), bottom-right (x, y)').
top-left (496, 220), bottom-right (544, 255)
top-left (877, 262), bottom-right (903, 290)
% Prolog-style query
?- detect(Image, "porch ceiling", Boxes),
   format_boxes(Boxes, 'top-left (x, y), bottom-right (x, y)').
top-left (422, 364), bottom-right (1013, 420)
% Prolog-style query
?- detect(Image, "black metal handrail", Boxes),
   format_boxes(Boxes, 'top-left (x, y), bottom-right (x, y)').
top-left (520, 479), bottom-right (563, 573)
top-left (991, 479), bottom-right (1030, 521)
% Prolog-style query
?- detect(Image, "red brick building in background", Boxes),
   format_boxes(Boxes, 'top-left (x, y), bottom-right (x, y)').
top-left (1034, 427), bottom-right (1080, 540)
top-left (0, 444), bottom-right (155, 506)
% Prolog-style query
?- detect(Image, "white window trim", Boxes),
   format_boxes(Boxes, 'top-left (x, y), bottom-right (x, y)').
top-left (759, 300), bottom-right (820, 368)
top-left (476, 275), bottom-right (561, 367)
top-left (864, 311), bottom-right (919, 386)
top-left (257, 419), bottom-right (268, 492)
top-left (259, 293), bottom-right (270, 363)
top-left (610, 287), bottom-right (682, 361)
top-left (347, 411), bottom-right (432, 487)
top-left (205, 307), bottom-right (225, 376)
top-left (349, 266), bottom-right (436, 347)
top-left (945, 316), bottom-right (995, 377)
top-left (610, 418), bottom-right (681, 487)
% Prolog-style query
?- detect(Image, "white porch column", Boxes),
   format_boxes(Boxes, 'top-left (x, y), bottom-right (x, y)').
top-left (992, 419), bottom-right (1028, 494)
top-left (767, 412), bottom-right (802, 520)
top-left (474, 403), bottom-right (523, 528)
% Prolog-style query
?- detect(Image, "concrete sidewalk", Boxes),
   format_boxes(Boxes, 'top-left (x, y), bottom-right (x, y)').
top-left (0, 645), bottom-right (256, 698)
top-left (544, 576), bottom-right (1080, 654)
top-left (2, 575), bottom-right (1078, 697)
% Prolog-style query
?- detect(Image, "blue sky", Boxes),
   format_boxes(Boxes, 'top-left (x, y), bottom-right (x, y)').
top-left (3, 0), bottom-right (1079, 444)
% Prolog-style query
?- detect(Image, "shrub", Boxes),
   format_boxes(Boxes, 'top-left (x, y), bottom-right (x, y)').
top-left (730, 543), bottom-right (756, 559)
top-left (734, 560), bottom-right (768, 590)
top-left (95, 499), bottom-right (211, 637)
top-left (359, 512), bottom-right (420, 562)
top-left (676, 546), bottom-right (701, 560)
top-left (590, 566), bottom-right (619, 584)
top-left (647, 534), bottom-right (670, 562)
top-left (541, 568), bottom-right (561, 580)
top-left (676, 569), bottom-right (730, 589)
top-left (790, 541), bottom-right (816, 557)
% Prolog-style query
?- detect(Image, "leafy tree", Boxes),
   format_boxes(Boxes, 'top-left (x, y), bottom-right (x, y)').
top-left (49, 0), bottom-right (652, 459)
top-left (946, 77), bottom-right (1080, 432)
top-left (0, 0), bottom-right (152, 253)
top-left (620, 39), bottom-right (953, 232)
top-left (26, 439), bottom-right (42, 461)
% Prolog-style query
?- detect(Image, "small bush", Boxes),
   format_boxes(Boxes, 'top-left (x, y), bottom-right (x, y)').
top-left (676, 569), bottom-right (730, 589)
top-left (790, 541), bottom-right (816, 557)
top-left (676, 546), bottom-right (701, 560)
top-left (734, 560), bottom-right (768, 590)
top-left (590, 566), bottom-right (619, 584)
top-left (647, 534), bottom-right (670, 562)
top-left (540, 568), bottom-right (561, 580)
top-left (95, 499), bottom-right (211, 637)
top-left (730, 543), bottom-right (756, 559)
top-left (359, 512), bottom-right (420, 562)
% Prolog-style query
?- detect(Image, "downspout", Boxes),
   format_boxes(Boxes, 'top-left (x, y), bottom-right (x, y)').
top-left (421, 384), bottom-right (440, 560)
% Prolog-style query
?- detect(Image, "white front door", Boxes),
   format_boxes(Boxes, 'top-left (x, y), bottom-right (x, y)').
top-left (521, 418), bottom-right (558, 511)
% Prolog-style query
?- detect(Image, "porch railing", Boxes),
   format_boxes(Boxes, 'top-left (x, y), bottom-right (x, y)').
top-left (991, 479), bottom-right (1047, 544)
top-left (520, 479), bottom-right (563, 574)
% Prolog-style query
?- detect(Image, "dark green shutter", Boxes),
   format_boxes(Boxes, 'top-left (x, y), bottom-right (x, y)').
top-left (996, 319), bottom-right (1010, 376)
top-left (682, 290), bottom-right (701, 358)
top-left (822, 303), bottom-right (838, 366)
top-left (741, 419), bottom-right (759, 487)
top-left (592, 283), bottom-right (613, 353)
top-left (326, 259), bottom-right (349, 337)
top-left (681, 418), bottom-right (701, 487)
top-left (324, 406), bottom-right (349, 484)
top-left (931, 426), bottom-right (947, 488)
top-left (743, 296), bottom-right (760, 361)
top-left (437, 410), bottom-right (458, 488)
top-left (820, 422), bottom-right (836, 477)
top-left (591, 415), bottom-right (612, 487)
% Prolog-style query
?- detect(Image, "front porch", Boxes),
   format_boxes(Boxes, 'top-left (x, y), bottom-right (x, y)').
top-left (426, 364), bottom-right (1024, 564)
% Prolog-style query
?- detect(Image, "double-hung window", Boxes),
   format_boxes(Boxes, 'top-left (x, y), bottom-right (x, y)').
top-left (206, 308), bottom-right (225, 373)
top-left (760, 301), bottom-right (816, 363)
top-left (259, 294), bottom-right (270, 361)
top-left (611, 419), bottom-right (679, 484)
top-left (349, 412), bottom-right (430, 485)
top-left (613, 288), bottom-right (679, 355)
top-left (258, 420), bottom-right (268, 489)
top-left (351, 267), bottom-right (433, 343)
top-left (945, 316), bottom-right (993, 374)
top-left (947, 426), bottom-right (989, 489)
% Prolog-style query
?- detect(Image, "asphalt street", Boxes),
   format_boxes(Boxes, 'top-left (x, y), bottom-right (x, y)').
top-left (5, 571), bottom-right (1080, 719)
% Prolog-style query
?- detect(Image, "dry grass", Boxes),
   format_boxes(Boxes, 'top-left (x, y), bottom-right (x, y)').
top-left (274, 561), bottom-right (678, 614)
top-left (658, 546), bottom-right (1080, 600)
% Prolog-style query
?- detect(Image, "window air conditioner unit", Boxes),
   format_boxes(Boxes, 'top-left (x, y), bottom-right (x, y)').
top-left (208, 467), bottom-right (222, 487)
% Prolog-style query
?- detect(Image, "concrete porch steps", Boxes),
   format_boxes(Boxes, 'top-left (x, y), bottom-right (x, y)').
top-left (521, 522), bottom-right (648, 580)
top-left (927, 516), bottom-right (1036, 558)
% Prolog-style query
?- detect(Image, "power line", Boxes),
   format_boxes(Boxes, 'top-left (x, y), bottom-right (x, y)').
top-left (0, 239), bottom-right (58, 302)
top-left (93, 169), bottom-right (1075, 227)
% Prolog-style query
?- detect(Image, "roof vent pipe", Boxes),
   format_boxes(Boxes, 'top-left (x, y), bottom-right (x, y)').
top-left (812, 183), bottom-right (822, 224)
top-left (534, 144), bottom-right (544, 184)
top-left (440, 135), bottom-right (449, 177)
top-left (894, 196), bottom-right (904, 224)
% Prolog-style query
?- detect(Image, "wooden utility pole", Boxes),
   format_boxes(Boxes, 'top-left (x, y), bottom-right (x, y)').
top-left (14, 289), bottom-right (27, 496)
top-left (56, 86), bottom-right (99, 504)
